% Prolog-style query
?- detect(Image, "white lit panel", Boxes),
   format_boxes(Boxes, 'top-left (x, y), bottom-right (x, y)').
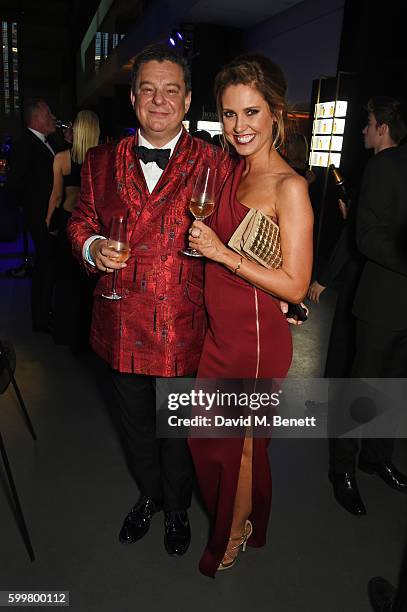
top-left (333, 118), bottom-right (346, 134)
top-left (315, 101), bottom-right (335, 118)
top-left (310, 151), bottom-right (342, 168)
top-left (328, 153), bottom-right (341, 168)
top-left (182, 120), bottom-right (190, 131)
top-left (197, 120), bottom-right (222, 136)
top-left (313, 118), bottom-right (333, 135)
top-left (316, 100), bottom-right (348, 118)
top-left (310, 152), bottom-right (329, 167)
top-left (335, 101), bottom-right (348, 117)
top-left (312, 135), bottom-right (331, 150)
top-left (310, 100), bottom-right (347, 167)
top-left (330, 135), bottom-right (343, 151)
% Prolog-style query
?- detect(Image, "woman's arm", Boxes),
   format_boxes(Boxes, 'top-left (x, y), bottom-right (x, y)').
top-left (189, 175), bottom-right (314, 303)
top-left (45, 152), bottom-right (65, 228)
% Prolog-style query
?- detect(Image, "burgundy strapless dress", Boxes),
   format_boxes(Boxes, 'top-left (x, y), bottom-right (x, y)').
top-left (188, 160), bottom-right (293, 577)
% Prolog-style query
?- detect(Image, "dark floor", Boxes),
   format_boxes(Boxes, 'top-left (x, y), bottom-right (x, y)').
top-left (0, 244), bottom-right (406, 612)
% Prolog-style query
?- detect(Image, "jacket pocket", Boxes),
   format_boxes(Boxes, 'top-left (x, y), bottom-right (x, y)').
top-left (184, 280), bottom-right (204, 307)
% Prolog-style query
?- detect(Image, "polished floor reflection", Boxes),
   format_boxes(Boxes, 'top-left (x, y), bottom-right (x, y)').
top-left (0, 249), bottom-right (406, 612)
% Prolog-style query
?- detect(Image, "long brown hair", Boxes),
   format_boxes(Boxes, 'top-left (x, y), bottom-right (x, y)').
top-left (214, 54), bottom-right (288, 150)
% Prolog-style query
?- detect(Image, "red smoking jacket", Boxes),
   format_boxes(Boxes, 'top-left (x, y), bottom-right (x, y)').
top-left (68, 130), bottom-right (234, 376)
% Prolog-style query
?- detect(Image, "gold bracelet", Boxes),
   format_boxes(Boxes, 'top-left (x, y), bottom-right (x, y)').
top-left (233, 255), bottom-right (243, 274)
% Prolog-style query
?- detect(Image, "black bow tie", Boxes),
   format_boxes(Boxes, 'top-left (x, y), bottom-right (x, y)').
top-left (134, 145), bottom-right (171, 170)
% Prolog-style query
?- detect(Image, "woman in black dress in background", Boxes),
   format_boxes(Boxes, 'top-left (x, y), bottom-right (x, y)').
top-left (46, 110), bottom-right (100, 348)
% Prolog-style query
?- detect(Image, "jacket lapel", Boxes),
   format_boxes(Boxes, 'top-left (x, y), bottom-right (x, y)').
top-left (129, 129), bottom-right (194, 245)
top-left (26, 129), bottom-right (54, 159)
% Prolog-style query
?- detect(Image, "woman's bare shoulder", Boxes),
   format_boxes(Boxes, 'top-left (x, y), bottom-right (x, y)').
top-left (54, 149), bottom-right (71, 172)
top-left (55, 149), bottom-right (70, 160)
top-left (276, 168), bottom-right (308, 196)
top-left (274, 169), bottom-right (312, 221)
top-left (265, 153), bottom-right (306, 186)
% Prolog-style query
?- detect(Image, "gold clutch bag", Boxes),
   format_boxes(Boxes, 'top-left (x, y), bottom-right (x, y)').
top-left (227, 208), bottom-right (282, 269)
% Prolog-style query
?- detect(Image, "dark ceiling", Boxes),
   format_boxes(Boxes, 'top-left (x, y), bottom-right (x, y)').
top-left (0, 0), bottom-right (101, 42)
top-left (182, 0), bottom-right (305, 28)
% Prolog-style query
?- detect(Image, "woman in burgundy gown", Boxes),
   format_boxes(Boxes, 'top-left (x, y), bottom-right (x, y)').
top-left (188, 54), bottom-right (313, 577)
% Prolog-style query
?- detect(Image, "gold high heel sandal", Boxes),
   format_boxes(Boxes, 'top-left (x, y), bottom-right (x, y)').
top-left (218, 520), bottom-right (253, 571)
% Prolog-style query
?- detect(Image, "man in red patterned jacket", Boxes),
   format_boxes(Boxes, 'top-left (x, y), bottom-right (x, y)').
top-left (68, 44), bottom-right (233, 556)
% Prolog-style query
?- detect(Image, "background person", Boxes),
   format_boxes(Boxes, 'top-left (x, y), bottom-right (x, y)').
top-left (284, 130), bottom-right (316, 185)
top-left (46, 110), bottom-right (100, 348)
top-left (326, 97), bottom-right (407, 515)
top-left (7, 99), bottom-right (57, 332)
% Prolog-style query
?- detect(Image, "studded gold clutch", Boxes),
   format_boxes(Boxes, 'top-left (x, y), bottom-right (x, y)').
top-left (227, 208), bottom-right (282, 269)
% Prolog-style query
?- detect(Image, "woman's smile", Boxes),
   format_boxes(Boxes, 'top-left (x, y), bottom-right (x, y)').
top-left (234, 133), bottom-right (256, 145)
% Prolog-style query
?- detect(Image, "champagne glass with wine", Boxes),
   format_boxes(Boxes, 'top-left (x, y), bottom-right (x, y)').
top-left (102, 216), bottom-right (130, 300)
top-left (181, 165), bottom-right (217, 257)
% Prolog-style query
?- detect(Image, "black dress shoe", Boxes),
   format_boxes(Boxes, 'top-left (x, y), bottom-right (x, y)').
top-left (368, 577), bottom-right (395, 611)
top-left (164, 510), bottom-right (191, 556)
top-left (359, 461), bottom-right (407, 492)
top-left (119, 496), bottom-right (161, 544)
top-left (329, 472), bottom-right (367, 515)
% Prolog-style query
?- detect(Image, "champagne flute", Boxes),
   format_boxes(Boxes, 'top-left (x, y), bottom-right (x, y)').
top-left (181, 165), bottom-right (217, 257)
top-left (102, 216), bottom-right (130, 300)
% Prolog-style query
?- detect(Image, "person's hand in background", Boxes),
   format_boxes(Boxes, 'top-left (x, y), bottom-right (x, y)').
top-left (308, 281), bottom-right (326, 304)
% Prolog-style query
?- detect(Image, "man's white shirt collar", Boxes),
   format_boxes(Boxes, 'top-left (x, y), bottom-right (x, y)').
top-left (28, 128), bottom-right (55, 155)
top-left (138, 129), bottom-right (182, 157)
top-left (28, 127), bottom-right (49, 143)
top-left (137, 128), bottom-right (183, 193)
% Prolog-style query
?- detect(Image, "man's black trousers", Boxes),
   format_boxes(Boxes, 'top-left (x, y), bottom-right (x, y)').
top-left (111, 371), bottom-right (194, 511)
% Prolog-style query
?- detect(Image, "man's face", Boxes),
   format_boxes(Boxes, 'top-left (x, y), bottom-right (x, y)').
top-left (35, 102), bottom-right (56, 136)
top-left (362, 112), bottom-right (383, 151)
top-left (131, 60), bottom-right (191, 146)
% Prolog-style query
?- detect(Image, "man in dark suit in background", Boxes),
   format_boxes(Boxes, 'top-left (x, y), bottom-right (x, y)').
top-left (329, 97), bottom-right (407, 514)
top-left (8, 99), bottom-right (57, 331)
